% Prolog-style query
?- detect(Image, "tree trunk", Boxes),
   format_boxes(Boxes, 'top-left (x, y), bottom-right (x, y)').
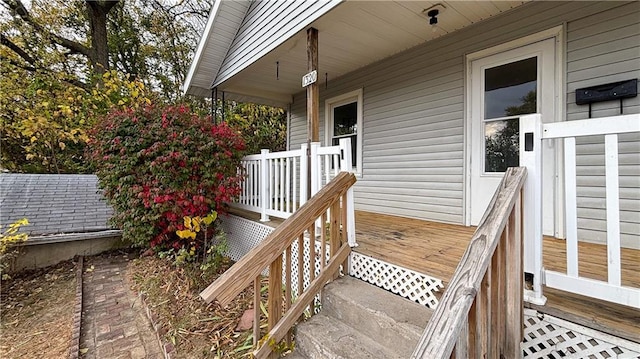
top-left (86, 1), bottom-right (118, 74)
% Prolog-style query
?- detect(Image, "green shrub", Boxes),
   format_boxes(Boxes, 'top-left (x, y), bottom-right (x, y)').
top-left (87, 104), bottom-right (245, 253)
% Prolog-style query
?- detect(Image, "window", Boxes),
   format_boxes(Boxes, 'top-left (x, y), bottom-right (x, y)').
top-left (325, 89), bottom-right (363, 175)
top-left (483, 56), bottom-right (538, 173)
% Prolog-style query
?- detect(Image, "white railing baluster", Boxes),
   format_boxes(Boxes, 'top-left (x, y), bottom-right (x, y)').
top-left (292, 156), bottom-right (298, 211)
top-left (260, 150), bottom-right (269, 222)
top-left (286, 157), bottom-right (291, 213)
top-left (564, 137), bottom-right (578, 277)
top-left (280, 157), bottom-right (286, 211)
top-left (310, 143), bottom-right (320, 197)
top-left (604, 134), bottom-right (621, 286)
top-left (255, 161), bottom-right (259, 207)
top-left (300, 143), bottom-right (308, 207)
top-left (274, 158), bottom-right (279, 211)
top-left (324, 154), bottom-right (330, 185)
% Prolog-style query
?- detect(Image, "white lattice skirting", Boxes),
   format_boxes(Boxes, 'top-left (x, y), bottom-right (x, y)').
top-left (218, 214), bottom-right (329, 294)
top-left (522, 309), bottom-right (640, 358)
top-left (349, 251), bottom-right (443, 308)
top-left (218, 214), bottom-right (274, 262)
top-left (219, 215), bottom-right (443, 308)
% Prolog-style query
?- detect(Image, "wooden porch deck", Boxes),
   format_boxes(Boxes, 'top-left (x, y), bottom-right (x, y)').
top-left (353, 211), bottom-right (640, 343)
top-left (227, 207), bottom-right (639, 342)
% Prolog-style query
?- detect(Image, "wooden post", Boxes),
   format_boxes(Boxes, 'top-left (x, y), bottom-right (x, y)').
top-left (306, 27), bottom-right (318, 200)
top-left (307, 27), bottom-right (319, 144)
top-left (253, 276), bottom-right (261, 346)
top-left (267, 255), bottom-right (283, 359)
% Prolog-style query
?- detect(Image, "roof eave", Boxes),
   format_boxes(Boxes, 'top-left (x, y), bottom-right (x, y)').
top-left (183, 1), bottom-right (251, 96)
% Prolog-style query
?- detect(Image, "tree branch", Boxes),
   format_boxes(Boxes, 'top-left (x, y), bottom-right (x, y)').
top-left (1, 53), bottom-right (89, 90)
top-left (2, 0), bottom-right (92, 58)
top-left (1, 54), bottom-right (36, 72)
top-left (0, 33), bottom-right (37, 65)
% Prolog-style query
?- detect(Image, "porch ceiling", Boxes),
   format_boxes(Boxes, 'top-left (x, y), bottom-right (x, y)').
top-left (217, 0), bottom-right (530, 107)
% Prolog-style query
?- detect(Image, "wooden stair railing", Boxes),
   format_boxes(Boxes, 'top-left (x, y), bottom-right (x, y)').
top-left (412, 167), bottom-right (527, 359)
top-left (200, 172), bottom-right (357, 359)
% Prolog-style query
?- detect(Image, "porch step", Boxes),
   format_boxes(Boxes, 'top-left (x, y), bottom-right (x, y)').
top-left (292, 276), bottom-right (433, 358)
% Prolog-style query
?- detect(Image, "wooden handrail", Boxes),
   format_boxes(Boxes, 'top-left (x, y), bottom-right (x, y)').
top-left (200, 171), bottom-right (356, 358)
top-left (411, 167), bottom-right (527, 358)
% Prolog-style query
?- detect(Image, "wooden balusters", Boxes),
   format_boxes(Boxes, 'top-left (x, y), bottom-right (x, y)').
top-left (201, 172), bottom-right (356, 359)
top-left (412, 167), bottom-right (526, 359)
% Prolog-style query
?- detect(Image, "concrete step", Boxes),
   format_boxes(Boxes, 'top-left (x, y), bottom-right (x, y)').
top-left (322, 276), bottom-right (433, 358)
top-left (293, 276), bottom-right (433, 358)
top-left (281, 351), bottom-right (307, 359)
top-left (295, 313), bottom-right (398, 359)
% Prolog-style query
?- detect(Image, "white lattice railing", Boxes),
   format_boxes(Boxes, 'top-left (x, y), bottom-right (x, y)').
top-left (520, 113), bottom-right (640, 308)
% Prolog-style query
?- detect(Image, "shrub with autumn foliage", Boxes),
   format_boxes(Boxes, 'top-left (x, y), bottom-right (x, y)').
top-left (87, 104), bottom-right (245, 253)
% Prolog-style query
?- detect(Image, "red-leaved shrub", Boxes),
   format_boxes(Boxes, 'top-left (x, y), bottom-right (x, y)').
top-left (87, 104), bottom-right (245, 251)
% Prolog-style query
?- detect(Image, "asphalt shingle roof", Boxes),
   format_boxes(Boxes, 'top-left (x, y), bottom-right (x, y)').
top-left (0, 174), bottom-right (114, 236)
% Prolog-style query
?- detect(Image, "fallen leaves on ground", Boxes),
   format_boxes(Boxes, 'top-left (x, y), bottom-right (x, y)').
top-left (127, 256), bottom-right (266, 358)
top-left (0, 260), bottom-right (76, 358)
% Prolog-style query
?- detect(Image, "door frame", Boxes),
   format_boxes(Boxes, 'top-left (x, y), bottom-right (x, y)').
top-left (463, 26), bottom-right (566, 238)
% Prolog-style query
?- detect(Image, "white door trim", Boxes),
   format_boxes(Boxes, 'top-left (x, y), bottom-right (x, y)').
top-left (463, 26), bottom-right (565, 233)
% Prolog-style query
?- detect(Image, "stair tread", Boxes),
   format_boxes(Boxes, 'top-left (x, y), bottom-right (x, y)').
top-left (325, 276), bottom-right (433, 331)
top-left (281, 351), bottom-right (306, 359)
top-left (295, 313), bottom-right (401, 359)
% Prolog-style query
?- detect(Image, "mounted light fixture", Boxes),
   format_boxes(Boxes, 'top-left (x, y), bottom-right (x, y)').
top-left (422, 3), bottom-right (446, 34)
top-left (427, 9), bottom-right (439, 26)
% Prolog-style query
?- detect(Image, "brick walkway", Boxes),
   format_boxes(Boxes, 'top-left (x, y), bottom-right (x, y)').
top-left (80, 253), bottom-right (162, 359)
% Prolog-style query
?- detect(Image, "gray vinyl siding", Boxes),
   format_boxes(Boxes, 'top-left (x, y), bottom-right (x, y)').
top-left (566, 2), bottom-right (640, 248)
top-left (289, 1), bottom-right (640, 245)
top-left (215, 0), bottom-right (341, 86)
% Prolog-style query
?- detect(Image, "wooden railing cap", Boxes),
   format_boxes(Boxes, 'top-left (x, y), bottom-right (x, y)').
top-left (199, 171), bottom-right (356, 306)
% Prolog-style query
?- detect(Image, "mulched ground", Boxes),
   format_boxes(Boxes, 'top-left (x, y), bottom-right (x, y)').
top-left (0, 259), bottom-right (77, 358)
top-left (127, 255), bottom-right (269, 358)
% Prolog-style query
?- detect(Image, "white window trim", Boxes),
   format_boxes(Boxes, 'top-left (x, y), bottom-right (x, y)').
top-left (325, 88), bottom-right (363, 176)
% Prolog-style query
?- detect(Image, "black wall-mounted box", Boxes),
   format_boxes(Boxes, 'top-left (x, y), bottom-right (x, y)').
top-left (575, 79), bottom-right (637, 105)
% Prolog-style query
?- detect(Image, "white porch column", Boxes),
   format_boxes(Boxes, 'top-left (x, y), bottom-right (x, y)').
top-left (519, 114), bottom-right (546, 305)
top-left (338, 138), bottom-right (357, 247)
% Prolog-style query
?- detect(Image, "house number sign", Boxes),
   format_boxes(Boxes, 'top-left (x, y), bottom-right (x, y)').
top-left (302, 70), bottom-right (317, 87)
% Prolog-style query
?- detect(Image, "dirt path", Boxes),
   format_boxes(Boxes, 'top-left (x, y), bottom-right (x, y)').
top-left (79, 253), bottom-right (162, 359)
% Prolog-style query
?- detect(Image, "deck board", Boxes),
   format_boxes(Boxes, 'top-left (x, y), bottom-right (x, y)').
top-left (354, 211), bottom-right (475, 282)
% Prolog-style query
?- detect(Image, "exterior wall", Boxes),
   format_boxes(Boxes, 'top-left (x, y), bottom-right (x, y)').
top-left (565, 5), bottom-right (640, 247)
top-left (8, 235), bottom-right (125, 272)
top-left (289, 2), bottom-right (640, 246)
top-left (216, 0), bottom-right (341, 86)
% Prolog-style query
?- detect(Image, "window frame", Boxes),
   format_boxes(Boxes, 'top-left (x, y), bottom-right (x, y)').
top-left (325, 88), bottom-right (363, 176)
